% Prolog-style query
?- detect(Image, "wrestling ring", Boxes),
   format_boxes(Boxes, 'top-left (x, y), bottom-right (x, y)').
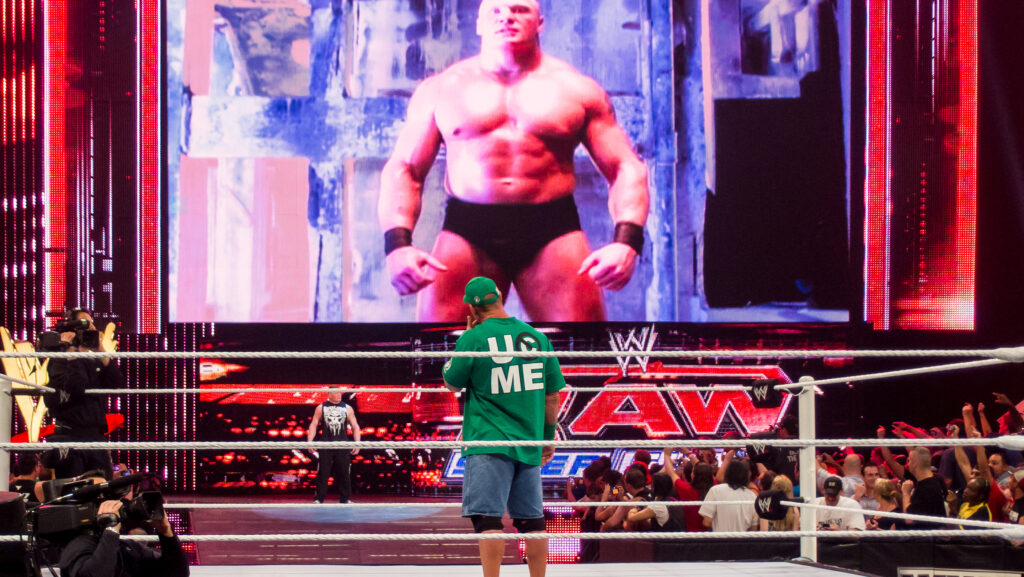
top-left (3, 346), bottom-right (1024, 576)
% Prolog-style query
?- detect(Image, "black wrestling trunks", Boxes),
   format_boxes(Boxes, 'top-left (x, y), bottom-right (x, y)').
top-left (442, 195), bottom-right (583, 277)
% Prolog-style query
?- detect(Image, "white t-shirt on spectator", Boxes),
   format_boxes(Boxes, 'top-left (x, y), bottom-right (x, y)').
top-left (643, 502), bottom-right (671, 527)
top-left (814, 496), bottom-right (866, 530)
top-left (698, 484), bottom-right (757, 532)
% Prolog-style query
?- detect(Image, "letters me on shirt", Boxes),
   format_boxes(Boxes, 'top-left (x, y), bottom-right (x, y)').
top-left (443, 318), bottom-right (565, 466)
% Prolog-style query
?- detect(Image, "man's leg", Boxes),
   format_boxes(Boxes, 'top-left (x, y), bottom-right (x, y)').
top-left (417, 232), bottom-right (510, 322)
top-left (479, 532), bottom-right (505, 577)
top-left (463, 454), bottom-right (513, 577)
top-left (315, 451), bottom-right (335, 502)
top-left (524, 538), bottom-right (548, 577)
top-left (509, 463), bottom-right (547, 577)
top-left (335, 451), bottom-right (352, 502)
top-left (514, 231), bottom-right (605, 322)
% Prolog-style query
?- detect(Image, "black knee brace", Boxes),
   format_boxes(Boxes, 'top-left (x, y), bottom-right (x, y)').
top-left (512, 517), bottom-right (546, 533)
top-left (470, 515), bottom-right (504, 533)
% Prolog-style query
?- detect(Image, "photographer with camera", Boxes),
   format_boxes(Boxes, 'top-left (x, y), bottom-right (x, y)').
top-left (46, 471), bottom-right (189, 577)
top-left (39, 309), bottom-right (125, 479)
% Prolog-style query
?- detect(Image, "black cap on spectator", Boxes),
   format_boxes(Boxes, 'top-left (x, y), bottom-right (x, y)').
top-left (823, 476), bottom-right (843, 496)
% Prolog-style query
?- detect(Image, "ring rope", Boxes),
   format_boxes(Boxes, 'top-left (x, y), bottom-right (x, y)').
top-left (3, 436), bottom-right (1019, 452)
top-left (82, 384), bottom-right (753, 395)
top-left (2, 529), bottom-right (1021, 544)
top-left (783, 500), bottom-right (1012, 531)
top-left (0, 373), bottom-right (54, 393)
top-left (15, 356), bottom-right (1015, 399)
top-left (161, 501), bottom-right (1024, 532)
top-left (4, 347), bottom-right (1023, 360)
top-left (774, 359), bottom-right (1010, 390)
top-left (77, 356), bottom-right (1011, 396)
top-left (162, 501), bottom-right (741, 510)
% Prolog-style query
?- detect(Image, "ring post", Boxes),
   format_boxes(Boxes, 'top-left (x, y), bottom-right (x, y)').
top-left (1, 381), bottom-right (11, 491)
top-left (797, 375), bottom-right (817, 561)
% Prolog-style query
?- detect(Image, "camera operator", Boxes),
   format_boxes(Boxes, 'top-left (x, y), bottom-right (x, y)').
top-left (57, 474), bottom-right (189, 577)
top-left (40, 309), bottom-right (125, 479)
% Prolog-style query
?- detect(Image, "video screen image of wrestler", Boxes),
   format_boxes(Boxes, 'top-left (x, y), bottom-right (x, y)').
top-left (167, 0), bottom-right (852, 324)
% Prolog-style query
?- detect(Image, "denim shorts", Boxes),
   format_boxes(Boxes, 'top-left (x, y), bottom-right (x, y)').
top-left (462, 453), bottom-right (543, 520)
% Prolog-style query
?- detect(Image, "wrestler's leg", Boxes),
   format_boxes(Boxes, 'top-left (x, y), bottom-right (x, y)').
top-left (417, 231), bottom-right (510, 322)
top-left (514, 231), bottom-right (605, 322)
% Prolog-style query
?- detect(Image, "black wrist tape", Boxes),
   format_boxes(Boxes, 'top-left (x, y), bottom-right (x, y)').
top-left (613, 222), bottom-right (644, 255)
top-left (384, 227), bottom-right (413, 255)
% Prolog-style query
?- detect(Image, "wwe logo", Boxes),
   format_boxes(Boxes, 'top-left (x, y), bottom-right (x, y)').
top-left (757, 497), bottom-right (772, 512)
top-left (751, 382), bottom-right (770, 402)
top-left (608, 325), bottom-right (658, 376)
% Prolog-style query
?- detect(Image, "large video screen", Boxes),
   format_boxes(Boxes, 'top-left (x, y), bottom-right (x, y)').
top-left (167, 0), bottom-right (852, 323)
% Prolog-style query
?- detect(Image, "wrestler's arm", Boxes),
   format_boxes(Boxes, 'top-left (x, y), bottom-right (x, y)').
top-left (306, 405), bottom-right (323, 459)
top-left (379, 75), bottom-right (450, 295)
top-left (577, 78), bottom-right (649, 291)
top-left (307, 405), bottom-right (322, 443)
top-left (347, 409), bottom-right (361, 455)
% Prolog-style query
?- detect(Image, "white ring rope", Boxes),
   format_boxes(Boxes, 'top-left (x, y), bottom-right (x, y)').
top-left (161, 501), bottom-right (736, 510)
top-left (83, 384), bottom-right (752, 395)
top-left (16, 355), bottom-right (1016, 398)
top-left (4, 347), bottom-right (1024, 360)
top-left (775, 358), bottom-right (1011, 390)
top-left (783, 500), bottom-right (1012, 531)
top-left (2, 529), bottom-right (1022, 544)
top-left (0, 373), bottom-right (54, 393)
top-left (160, 500), bottom-right (1024, 531)
top-left (4, 436), bottom-right (1020, 452)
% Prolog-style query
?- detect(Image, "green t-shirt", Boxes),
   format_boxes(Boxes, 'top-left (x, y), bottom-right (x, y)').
top-left (442, 316), bottom-right (565, 466)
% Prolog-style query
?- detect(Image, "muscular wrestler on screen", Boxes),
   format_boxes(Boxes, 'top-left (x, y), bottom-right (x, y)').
top-left (378, 0), bottom-right (649, 322)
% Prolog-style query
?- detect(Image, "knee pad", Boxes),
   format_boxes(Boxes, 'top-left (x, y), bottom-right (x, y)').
top-left (512, 517), bottom-right (546, 533)
top-left (470, 515), bottom-right (504, 533)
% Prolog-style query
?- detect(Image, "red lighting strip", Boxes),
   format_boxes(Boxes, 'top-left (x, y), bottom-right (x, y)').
top-left (137, 0), bottom-right (161, 332)
top-left (44, 0), bottom-right (67, 325)
top-left (864, 0), bottom-right (890, 330)
top-left (951, 0), bottom-right (977, 330)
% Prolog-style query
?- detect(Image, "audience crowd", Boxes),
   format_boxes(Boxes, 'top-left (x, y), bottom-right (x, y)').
top-left (565, 392), bottom-right (1024, 554)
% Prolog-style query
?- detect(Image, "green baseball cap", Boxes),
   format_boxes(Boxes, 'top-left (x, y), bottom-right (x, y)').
top-left (463, 276), bottom-right (500, 306)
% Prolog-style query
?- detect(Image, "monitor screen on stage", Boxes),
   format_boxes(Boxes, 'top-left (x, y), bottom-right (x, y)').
top-left (168, 0), bottom-right (973, 326)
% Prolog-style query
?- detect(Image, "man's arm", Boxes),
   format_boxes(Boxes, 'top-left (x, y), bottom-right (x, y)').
top-left (578, 80), bottom-right (649, 292)
top-left (876, 426), bottom-right (905, 479)
top-left (48, 356), bottom-right (91, 400)
top-left (962, 403), bottom-right (979, 437)
top-left (379, 75), bottom-right (449, 296)
top-left (977, 402), bottom-right (994, 437)
top-left (60, 532), bottom-right (121, 577)
top-left (953, 438), bottom-right (973, 481)
top-left (347, 409), bottom-right (361, 455)
top-left (662, 448), bottom-right (680, 483)
top-left (144, 517), bottom-right (190, 577)
top-left (993, 392), bottom-right (1023, 433)
top-left (98, 360), bottom-right (126, 389)
top-left (969, 430), bottom-right (993, 483)
top-left (307, 405), bottom-right (322, 443)
top-left (714, 450), bottom-right (734, 484)
top-left (541, 392), bottom-right (558, 465)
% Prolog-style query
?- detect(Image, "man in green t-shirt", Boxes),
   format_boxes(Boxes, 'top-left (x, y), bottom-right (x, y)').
top-left (443, 276), bottom-right (564, 577)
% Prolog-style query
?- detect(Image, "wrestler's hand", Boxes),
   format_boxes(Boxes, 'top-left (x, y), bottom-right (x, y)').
top-left (386, 246), bottom-right (449, 295)
top-left (542, 445), bottom-right (555, 465)
top-left (578, 243), bottom-right (636, 291)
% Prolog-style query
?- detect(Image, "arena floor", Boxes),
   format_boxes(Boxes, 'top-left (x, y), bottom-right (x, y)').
top-left (186, 562), bottom-right (874, 576)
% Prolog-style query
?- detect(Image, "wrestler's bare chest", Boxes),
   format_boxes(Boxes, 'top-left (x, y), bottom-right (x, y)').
top-left (434, 73), bottom-right (587, 145)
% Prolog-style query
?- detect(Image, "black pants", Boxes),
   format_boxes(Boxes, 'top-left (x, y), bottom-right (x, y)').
top-left (41, 432), bottom-right (113, 480)
top-left (315, 450), bottom-right (352, 502)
